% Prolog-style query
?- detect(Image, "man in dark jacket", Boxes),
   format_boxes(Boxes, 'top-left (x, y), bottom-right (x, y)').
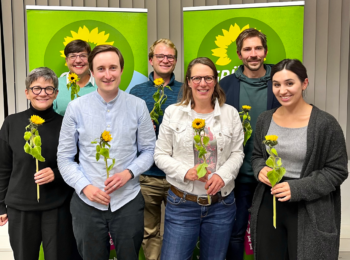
top-left (129, 39), bottom-right (182, 260)
top-left (219, 28), bottom-right (280, 260)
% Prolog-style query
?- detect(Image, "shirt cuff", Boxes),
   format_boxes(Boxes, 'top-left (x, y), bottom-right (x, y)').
top-left (75, 177), bottom-right (91, 195)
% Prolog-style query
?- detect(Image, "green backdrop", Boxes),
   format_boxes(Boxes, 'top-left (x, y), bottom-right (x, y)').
top-left (184, 4), bottom-right (304, 80)
top-left (27, 8), bottom-right (148, 91)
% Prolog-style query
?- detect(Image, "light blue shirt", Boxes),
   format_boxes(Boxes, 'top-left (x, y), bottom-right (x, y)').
top-left (57, 90), bottom-right (156, 212)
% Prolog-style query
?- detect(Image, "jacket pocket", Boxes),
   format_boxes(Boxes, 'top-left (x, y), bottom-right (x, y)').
top-left (169, 121), bottom-right (188, 144)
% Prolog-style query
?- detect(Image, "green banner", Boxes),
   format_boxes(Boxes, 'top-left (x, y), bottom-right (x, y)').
top-left (26, 6), bottom-right (148, 92)
top-left (184, 3), bottom-right (304, 81)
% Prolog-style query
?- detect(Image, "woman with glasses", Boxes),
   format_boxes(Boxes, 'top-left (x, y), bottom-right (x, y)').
top-left (53, 39), bottom-right (97, 116)
top-left (0, 67), bottom-right (80, 260)
top-left (250, 59), bottom-right (348, 259)
top-left (154, 57), bottom-right (244, 260)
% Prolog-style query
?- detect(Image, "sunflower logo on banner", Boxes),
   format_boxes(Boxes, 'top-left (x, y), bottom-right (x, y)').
top-left (60, 25), bottom-right (115, 65)
top-left (211, 23), bottom-right (250, 66)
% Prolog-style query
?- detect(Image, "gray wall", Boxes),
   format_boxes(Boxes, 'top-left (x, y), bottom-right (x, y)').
top-left (1, 0), bottom-right (350, 150)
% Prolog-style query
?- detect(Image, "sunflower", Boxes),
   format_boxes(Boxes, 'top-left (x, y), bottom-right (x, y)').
top-left (30, 115), bottom-right (45, 125)
top-left (60, 26), bottom-right (114, 65)
top-left (68, 73), bottom-right (79, 83)
top-left (192, 118), bottom-right (205, 130)
top-left (154, 78), bottom-right (164, 86)
top-left (101, 130), bottom-right (112, 142)
top-left (265, 135), bottom-right (278, 142)
top-left (211, 23), bottom-right (250, 66)
top-left (242, 105), bottom-right (251, 112)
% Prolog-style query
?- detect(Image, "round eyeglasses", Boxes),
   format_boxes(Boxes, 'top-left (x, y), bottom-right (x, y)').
top-left (190, 76), bottom-right (215, 84)
top-left (68, 53), bottom-right (88, 61)
top-left (30, 86), bottom-right (56, 95)
top-left (154, 54), bottom-right (175, 62)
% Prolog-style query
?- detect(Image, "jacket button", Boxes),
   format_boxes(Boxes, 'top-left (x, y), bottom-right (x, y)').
top-left (219, 133), bottom-right (222, 136)
top-left (230, 133), bottom-right (232, 136)
top-left (176, 128), bottom-right (179, 131)
top-left (220, 148), bottom-right (223, 152)
top-left (224, 192), bottom-right (227, 195)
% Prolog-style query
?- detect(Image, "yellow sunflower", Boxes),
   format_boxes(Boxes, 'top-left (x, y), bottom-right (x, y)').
top-left (192, 118), bottom-right (205, 130)
top-left (60, 26), bottom-right (114, 65)
top-left (211, 23), bottom-right (250, 66)
top-left (154, 78), bottom-right (164, 86)
top-left (242, 105), bottom-right (251, 111)
top-left (101, 130), bottom-right (113, 142)
top-left (68, 73), bottom-right (79, 83)
top-left (265, 135), bottom-right (278, 142)
top-left (30, 115), bottom-right (45, 125)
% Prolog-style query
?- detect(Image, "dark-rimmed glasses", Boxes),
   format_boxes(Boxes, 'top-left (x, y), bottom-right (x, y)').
top-left (190, 76), bottom-right (215, 84)
top-left (68, 53), bottom-right (88, 61)
top-left (154, 54), bottom-right (175, 62)
top-left (30, 86), bottom-right (56, 95)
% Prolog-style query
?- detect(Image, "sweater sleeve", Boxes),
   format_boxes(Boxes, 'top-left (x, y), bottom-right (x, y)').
top-left (287, 117), bottom-right (348, 202)
top-left (0, 122), bottom-right (12, 215)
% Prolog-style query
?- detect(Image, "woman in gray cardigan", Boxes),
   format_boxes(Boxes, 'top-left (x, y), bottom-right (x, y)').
top-left (251, 59), bottom-right (348, 260)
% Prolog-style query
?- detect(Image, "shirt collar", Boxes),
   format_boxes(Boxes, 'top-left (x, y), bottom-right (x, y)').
top-left (179, 99), bottom-right (221, 117)
top-left (149, 72), bottom-right (176, 86)
top-left (93, 89), bottom-right (122, 105)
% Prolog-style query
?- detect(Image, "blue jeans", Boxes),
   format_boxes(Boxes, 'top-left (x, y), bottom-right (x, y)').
top-left (226, 182), bottom-right (257, 260)
top-left (161, 188), bottom-right (236, 260)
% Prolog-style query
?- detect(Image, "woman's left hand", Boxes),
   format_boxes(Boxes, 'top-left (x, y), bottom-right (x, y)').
top-left (34, 167), bottom-right (55, 185)
top-left (205, 174), bottom-right (224, 195)
top-left (271, 182), bottom-right (291, 202)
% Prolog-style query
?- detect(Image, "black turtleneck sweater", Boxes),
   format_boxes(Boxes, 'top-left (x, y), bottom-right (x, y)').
top-left (0, 104), bottom-right (72, 214)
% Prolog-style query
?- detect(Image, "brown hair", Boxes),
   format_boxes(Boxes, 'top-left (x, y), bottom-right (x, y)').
top-left (236, 28), bottom-right (267, 55)
top-left (88, 45), bottom-right (124, 71)
top-left (148, 38), bottom-right (178, 60)
top-left (64, 40), bottom-right (91, 57)
top-left (178, 57), bottom-right (226, 109)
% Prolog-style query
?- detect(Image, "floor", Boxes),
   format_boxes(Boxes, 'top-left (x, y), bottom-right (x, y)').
top-left (0, 251), bottom-right (349, 260)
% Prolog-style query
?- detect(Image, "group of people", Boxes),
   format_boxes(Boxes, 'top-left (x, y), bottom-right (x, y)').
top-left (0, 28), bottom-right (347, 260)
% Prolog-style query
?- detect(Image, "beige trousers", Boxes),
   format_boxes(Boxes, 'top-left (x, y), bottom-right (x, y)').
top-left (139, 175), bottom-right (171, 260)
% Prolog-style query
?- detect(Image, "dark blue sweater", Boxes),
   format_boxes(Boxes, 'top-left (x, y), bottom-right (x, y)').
top-left (130, 72), bottom-right (183, 177)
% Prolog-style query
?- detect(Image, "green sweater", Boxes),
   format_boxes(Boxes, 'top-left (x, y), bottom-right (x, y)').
top-left (236, 65), bottom-right (271, 183)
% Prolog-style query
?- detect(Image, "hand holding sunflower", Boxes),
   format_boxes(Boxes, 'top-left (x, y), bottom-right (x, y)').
top-left (91, 130), bottom-right (116, 179)
top-left (150, 78), bottom-right (172, 125)
top-left (263, 135), bottom-right (286, 228)
top-left (67, 72), bottom-right (80, 100)
top-left (24, 115), bottom-right (46, 202)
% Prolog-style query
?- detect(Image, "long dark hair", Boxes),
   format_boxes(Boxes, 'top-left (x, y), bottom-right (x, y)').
top-left (271, 59), bottom-right (308, 83)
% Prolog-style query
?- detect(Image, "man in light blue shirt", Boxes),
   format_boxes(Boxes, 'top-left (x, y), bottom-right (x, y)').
top-left (58, 45), bottom-right (156, 260)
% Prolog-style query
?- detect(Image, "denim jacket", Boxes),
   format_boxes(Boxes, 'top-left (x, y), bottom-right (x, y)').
top-left (154, 99), bottom-right (244, 197)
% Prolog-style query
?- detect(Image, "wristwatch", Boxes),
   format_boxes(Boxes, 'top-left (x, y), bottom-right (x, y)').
top-left (127, 169), bottom-right (134, 179)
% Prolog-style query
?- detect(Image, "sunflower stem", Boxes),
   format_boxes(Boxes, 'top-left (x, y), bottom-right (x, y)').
top-left (36, 159), bottom-right (40, 202)
top-left (273, 195), bottom-right (276, 229)
top-left (105, 157), bottom-right (109, 179)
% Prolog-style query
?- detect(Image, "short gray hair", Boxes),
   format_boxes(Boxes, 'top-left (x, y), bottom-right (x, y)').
top-left (25, 67), bottom-right (58, 90)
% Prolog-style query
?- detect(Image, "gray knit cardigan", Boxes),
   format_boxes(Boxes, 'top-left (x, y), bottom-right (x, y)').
top-left (251, 106), bottom-right (348, 260)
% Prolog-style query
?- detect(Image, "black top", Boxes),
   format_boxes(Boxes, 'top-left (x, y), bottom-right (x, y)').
top-left (0, 104), bottom-right (72, 214)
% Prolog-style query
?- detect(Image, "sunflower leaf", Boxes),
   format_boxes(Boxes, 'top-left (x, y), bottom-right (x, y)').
top-left (203, 136), bottom-right (210, 146)
top-left (196, 163), bottom-right (208, 178)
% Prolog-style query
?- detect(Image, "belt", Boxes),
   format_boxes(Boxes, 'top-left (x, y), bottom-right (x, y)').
top-left (170, 186), bottom-right (220, 206)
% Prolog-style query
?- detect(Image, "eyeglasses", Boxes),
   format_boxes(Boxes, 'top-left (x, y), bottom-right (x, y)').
top-left (154, 54), bottom-right (176, 62)
top-left (30, 86), bottom-right (56, 95)
top-left (68, 53), bottom-right (88, 60)
top-left (190, 76), bottom-right (215, 84)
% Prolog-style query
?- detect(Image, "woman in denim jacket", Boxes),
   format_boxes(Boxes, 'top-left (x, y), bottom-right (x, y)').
top-left (154, 57), bottom-right (244, 260)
